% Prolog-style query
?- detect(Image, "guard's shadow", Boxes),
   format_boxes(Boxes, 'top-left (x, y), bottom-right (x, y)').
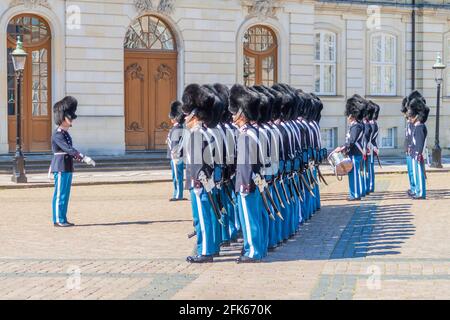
top-left (75, 219), bottom-right (191, 227)
top-left (321, 189), bottom-right (450, 202)
top-left (262, 201), bottom-right (415, 262)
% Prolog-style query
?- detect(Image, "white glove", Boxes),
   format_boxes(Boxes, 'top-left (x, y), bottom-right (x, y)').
top-left (83, 156), bottom-right (96, 167)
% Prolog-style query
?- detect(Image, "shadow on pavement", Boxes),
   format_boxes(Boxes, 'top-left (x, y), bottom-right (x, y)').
top-left (320, 189), bottom-right (450, 202)
top-left (74, 219), bottom-right (192, 227)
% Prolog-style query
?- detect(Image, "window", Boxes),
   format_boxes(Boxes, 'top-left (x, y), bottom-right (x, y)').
top-left (243, 25), bottom-right (278, 86)
top-left (124, 15), bottom-right (175, 50)
top-left (321, 128), bottom-right (337, 149)
top-left (380, 127), bottom-right (397, 149)
top-left (314, 31), bottom-right (336, 95)
top-left (370, 33), bottom-right (396, 95)
top-left (447, 37), bottom-right (450, 95)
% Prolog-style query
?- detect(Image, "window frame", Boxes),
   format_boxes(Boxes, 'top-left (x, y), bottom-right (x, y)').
top-left (369, 33), bottom-right (397, 96)
top-left (314, 30), bottom-right (337, 96)
top-left (380, 127), bottom-right (397, 149)
top-left (321, 127), bottom-right (337, 149)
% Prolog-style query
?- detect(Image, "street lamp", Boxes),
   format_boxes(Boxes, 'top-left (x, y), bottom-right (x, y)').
top-left (431, 52), bottom-right (446, 169)
top-left (10, 36), bottom-right (27, 183)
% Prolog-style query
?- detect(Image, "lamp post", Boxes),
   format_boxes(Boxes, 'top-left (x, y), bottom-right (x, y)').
top-left (10, 36), bottom-right (27, 183)
top-left (431, 52), bottom-right (446, 169)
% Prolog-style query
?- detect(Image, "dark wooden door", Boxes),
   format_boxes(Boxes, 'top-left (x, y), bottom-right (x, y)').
top-left (124, 51), bottom-right (177, 150)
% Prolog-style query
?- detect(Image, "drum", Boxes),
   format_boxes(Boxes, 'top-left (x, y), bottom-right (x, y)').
top-left (327, 150), bottom-right (353, 179)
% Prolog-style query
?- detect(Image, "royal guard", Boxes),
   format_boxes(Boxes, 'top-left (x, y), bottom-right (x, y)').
top-left (182, 84), bottom-right (221, 263)
top-left (368, 101), bottom-right (379, 193)
top-left (229, 84), bottom-right (265, 263)
top-left (167, 101), bottom-right (187, 202)
top-left (408, 97), bottom-right (430, 200)
top-left (334, 95), bottom-right (365, 201)
top-left (50, 96), bottom-right (96, 227)
top-left (362, 101), bottom-right (375, 194)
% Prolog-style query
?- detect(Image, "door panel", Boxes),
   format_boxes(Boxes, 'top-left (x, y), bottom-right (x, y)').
top-left (151, 59), bottom-right (177, 149)
top-left (124, 59), bottom-right (149, 150)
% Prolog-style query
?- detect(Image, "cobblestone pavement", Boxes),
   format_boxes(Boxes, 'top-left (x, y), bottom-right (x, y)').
top-left (0, 172), bottom-right (449, 299)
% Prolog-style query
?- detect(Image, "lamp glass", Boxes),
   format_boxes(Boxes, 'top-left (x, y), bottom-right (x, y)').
top-left (11, 36), bottom-right (27, 72)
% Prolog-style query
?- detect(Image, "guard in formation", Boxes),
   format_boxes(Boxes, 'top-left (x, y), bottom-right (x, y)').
top-left (167, 101), bottom-right (187, 201)
top-left (334, 95), bottom-right (380, 201)
top-left (50, 96), bottom-right (96, 227)
top-left (179, 83), bottom-right (328, 263)
top-left (401, 90), bottom-right (429, 200)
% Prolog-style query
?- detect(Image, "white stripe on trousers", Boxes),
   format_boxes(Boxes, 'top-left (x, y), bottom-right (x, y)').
top-left (55, 172), bottom-right (62, 223)
top-left (352, 158), bottom-right (359, 198)
top-left (412, 159), bottom-right (417, 195)
top-left (417, 161), bottom-right (424, 197)
top-left (194, 189), bottom-right (207, 255)
top-left (241, 194), bottom-right (255, 258)
top-left (173, 161), bottom-right (180, 199)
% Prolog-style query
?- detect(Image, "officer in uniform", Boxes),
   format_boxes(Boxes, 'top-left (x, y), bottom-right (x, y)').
top-left (334, 95), bottom-right (365, 201)
top-left (167, 101), bottom-right (187, 201)
top-left (50, 96), bottom-right (96, 227)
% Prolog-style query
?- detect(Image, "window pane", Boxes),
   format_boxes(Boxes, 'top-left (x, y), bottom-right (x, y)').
top-left (384, 65), bottom-right (395, 94)
top-left (244, 55), bottom-right (256, 86)
top-left (323, 64), bottom-right (335, 94)
top-left (314, 64), bottom-right (320, 93)
top-left (372, 35), bottom-right (382, 62)
top-left (315, 33), bottom-right (320, 61)
top-left (320, 128), bottom-right (336, 149)
top-left (323, 33), bottom-right (335, 62)
top-left (371, 65), bottom-right (382, 94)
top-left (384, 35), bottom-right (395, 63)
top-left (262, 55), bottom-right (275, 86)
top-left (124, 15), bottom-right (175, 50)
top-left (244, 26), bottom-right (276, 52)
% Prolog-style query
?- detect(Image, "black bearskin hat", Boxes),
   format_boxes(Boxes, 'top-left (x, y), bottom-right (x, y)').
top-left (366, 100), bottom-right (377, 121)
top-left (407, 97), bottom-right (427, 121)
top-left (53, 96), bottom-right (78, 126)
top-left (182, 84), bottom-right (218, 128)
top-left (301, 92), bottom-right (314, 121)
top-left (229, 84), bottom-right (260, 122)
top-left (202, 84), bottom-right (224, 128)
top-left (373, 102), bottom-right (380, 120)
top-left (417, 106), bottom-right (430, 123)
top-left (401, 96), bottom-right (408, 115)
top-left (254, 85), bottom-right (274, 122)
top-left (310, 93), bottom-right (323, 123)
top-left (213, 83), bottom-right (232, 123)
top-left (406, 90), bottom-right (426, 106)
top-left (272, 83), bottom-right (295, 121)
top-left (169, 100), bottom-right (185, 124)
top-left (345, 94), bottom-right (365, 121)
top-left (249, 86), bottom-right (271, 124)
top-left (265, 86), bottom-right (283, 120)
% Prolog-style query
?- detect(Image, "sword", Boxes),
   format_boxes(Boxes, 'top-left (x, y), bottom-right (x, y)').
top-left (198, 171), bottom-right (224, 225)
top-left (316, 166), bottom-right (328, 186)
top-left (285, 175), bottom-right (295, 201)
top-left (375, 153), bottom-right (382, 169)
top-left (308, 165), bottom-right (319, 186)
top-left (300, 172), bottom-right (316, 197)
top-left (279, 177), bottom-right (291, 205)
top-left (264, 187), bottom-right (284, 221)
top-left (187, 230), bottom-right (197, 239)
top-left (253, 174), bottom-right (275, 221)
top-left (215, 187), bottom-right (227, 215)
top-left (271, 179), bottom-right (285, 209)
top-left (290, 173), bottom-right (303, 202)
top-left (223, 180), bottom-right (236, 206)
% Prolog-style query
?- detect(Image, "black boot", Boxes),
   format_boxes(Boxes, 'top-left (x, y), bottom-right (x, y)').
top-left (186, 255), bottom-right (213, 263)
top-left (236, 256), bottom-right (261, 264)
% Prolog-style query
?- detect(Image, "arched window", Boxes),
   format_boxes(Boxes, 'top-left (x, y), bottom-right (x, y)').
top-left (314, 31), bottom-right (336, 95)
top-left (243, 25), bottom-right (278, 86)
top-left (124, 15), bottom-right (175, 50)
top-left (370, 33), bottom-right (396, 95)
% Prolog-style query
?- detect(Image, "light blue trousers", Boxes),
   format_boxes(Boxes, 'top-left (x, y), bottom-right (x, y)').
top-left (238, 191), bottom-right (264, 260)
top-left (411, 158), bottom-right (426, 198)
top-left (406, 155), bottom-right (416, 193)
top-left (52, 172), bottom-right (73, 224)
top-left (170, 160), bottom-right (184, 199)
top-left (348, 155), bottom-right (363, 199)
top-left (190, 188), bottom-right (217, 256)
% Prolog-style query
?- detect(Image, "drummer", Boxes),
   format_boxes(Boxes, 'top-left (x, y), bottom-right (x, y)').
top-left (334, 95), bottom-right (365, 201)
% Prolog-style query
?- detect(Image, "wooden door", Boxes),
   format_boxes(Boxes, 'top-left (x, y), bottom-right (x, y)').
top-left (124, 51), bottom-right (177, 150)
top-left (7, 14), bottom-right (52, 152)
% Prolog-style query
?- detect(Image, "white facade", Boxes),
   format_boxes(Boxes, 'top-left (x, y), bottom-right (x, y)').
top-left (1, 0), bottom-right (450, 156)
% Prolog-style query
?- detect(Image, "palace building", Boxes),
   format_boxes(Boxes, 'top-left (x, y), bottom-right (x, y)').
top-left (0, 0), bottom-right (449, 156)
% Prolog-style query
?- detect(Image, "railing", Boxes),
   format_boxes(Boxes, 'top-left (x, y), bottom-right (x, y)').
top-left (318, 0), bottom-right (450, 8)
